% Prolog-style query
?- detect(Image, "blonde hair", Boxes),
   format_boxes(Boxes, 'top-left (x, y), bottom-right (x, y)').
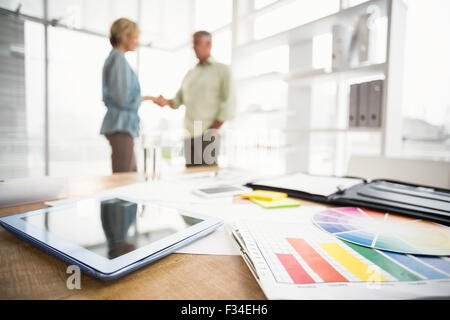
top-left (109, 18), bottom-right (140, 47)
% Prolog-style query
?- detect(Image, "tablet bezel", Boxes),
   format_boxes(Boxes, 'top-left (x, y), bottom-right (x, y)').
top-left (193, 185), bottom-right (252, 198)
top-left (0, 195), bottom-right (223, 275)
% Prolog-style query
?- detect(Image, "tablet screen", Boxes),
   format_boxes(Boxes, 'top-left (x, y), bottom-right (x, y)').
top-left (199, 186), bottom-right (242, 194)
top-left (22, 198), bottom-right (203, 259)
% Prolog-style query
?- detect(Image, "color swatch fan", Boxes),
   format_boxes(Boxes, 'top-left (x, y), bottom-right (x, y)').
top-left (312, 207), bottom-right (450, 256)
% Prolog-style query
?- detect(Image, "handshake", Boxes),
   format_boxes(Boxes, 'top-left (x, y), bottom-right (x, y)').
top-left (144, 95), bottom-right (171, 107)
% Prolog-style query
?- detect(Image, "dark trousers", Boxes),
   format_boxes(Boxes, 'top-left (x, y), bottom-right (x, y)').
top-left (106, 132), bottom-right (137, 173)
top-left (184, 134), bottom-right (220, 167)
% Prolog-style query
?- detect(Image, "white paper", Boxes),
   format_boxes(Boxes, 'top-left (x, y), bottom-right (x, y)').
top-left (236, 217), bottom-right (450, 299)
top-left (176, 225), bottom-right (240, 255)
top-left (1, 177), bottom-right (69, 208)
top-left (252, 172), bottom-right (364, 196)
top-left (45, 181), bottom-right (232, 207)
top-left (171, 203), bottom-right (325, 255)
top-left (162, 168), bottom-right (258, 186)
top-left (45, 169), bottom-right (259, 207)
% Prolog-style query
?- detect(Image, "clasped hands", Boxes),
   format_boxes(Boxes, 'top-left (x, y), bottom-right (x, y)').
top-left (154, 95), bottom-right (170, 107)
top-left (143, 95), bottom-right (171, 107)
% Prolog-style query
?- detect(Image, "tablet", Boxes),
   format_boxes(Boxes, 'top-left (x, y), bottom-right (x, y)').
top-left (193, 185), bottom-right (252, 198)
top-left (0, 196), bottom-right (223, 280)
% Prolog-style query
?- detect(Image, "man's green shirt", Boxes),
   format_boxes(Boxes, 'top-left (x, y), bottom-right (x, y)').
top-left (172, 57), bottom-right (235, 137)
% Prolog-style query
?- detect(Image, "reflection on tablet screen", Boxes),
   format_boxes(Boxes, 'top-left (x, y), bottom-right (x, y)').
top-left (23, 198), bottom-right (203, 259)
top-left (199, 186), bottom-right (242, 194)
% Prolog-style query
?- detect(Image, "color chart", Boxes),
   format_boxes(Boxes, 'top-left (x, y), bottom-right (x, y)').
top-left (239, 219), bottom-right (450, 286)
top-left (313, 207), bottom-right (450, 256)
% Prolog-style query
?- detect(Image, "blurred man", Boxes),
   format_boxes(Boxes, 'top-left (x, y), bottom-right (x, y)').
top-left (156, 31), bottom-right (235, 166)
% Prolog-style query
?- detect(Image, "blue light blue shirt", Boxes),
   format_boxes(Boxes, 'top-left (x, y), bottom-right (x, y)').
top-left (100, 49), bottom-right (143, 137)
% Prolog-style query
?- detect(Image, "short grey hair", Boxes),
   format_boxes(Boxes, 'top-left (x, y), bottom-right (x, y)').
top-left (193, 30), bottom-right (212, 40)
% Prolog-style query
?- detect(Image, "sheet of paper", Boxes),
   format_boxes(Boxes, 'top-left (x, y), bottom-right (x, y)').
top-left (45, 169), bottom-right (259, 207)
top-left (172, 202), bottom-right (326, 255)
top-left (236, 215), bottom-right (450, 299)
top-left (252, 172), bottom-right (364, 196)
top-left (162, 168), bottom-right (261, 187)
top-left (1, 177), bottom-right (69, 208)
top-left (176, 225), bottom-right (240, 255)
top-left (45, 181), bottom-right (233, 207)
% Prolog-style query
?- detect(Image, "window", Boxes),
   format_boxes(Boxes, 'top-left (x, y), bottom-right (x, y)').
top-left (47, 28), bottom-right (112, 176)
top-left (24, 21), bottom-right (46, 177)
top-left (194, 0), bottom-right (232, 31)
top-left (47, 0), bottom-right (138, 34)
top-left (212, 29), bottom-right (232, 65)
top-left (401, 0), bottom-right (450, 161)
top-left (2, 0), bottom-right (447, 180)
top-left (149, 0), bottom-right (192, 49)
top-left (0, 0), bottom-right (44, 17)
top-left (0, 14), bottom-right (46, 179)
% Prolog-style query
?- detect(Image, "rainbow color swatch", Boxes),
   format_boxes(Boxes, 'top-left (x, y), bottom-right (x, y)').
top-left (313, 207), bottom-right (450, 256)
top-left (238, 219), bottom-right (450, 289)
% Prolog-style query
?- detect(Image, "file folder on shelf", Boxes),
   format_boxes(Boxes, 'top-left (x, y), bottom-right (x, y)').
top-left (357, 82), bottom-right (370, 126)
top-left (368, 79), bottom-right (383, 127)
top-left (246, 172), bottom-right (450, 225)
top-left (348, 83), bottom-right (359, 127)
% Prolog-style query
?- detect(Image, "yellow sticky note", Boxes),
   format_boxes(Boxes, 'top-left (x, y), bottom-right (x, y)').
top-left (241, 190), bottom-right (288, 201)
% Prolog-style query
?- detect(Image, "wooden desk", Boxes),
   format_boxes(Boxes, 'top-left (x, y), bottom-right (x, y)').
top-left (0, 172), bottom-right (273, 300)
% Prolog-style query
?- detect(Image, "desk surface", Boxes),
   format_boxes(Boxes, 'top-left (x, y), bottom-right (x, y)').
top-left (0, 171), bottom-right (319, 300)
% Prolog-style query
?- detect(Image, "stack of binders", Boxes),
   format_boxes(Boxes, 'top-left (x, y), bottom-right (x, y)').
top-left (349, 80), bottom-right (383, 128)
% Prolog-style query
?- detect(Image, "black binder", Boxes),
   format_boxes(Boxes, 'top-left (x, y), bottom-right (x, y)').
top-left (246, 175), bottom-right (450, 226)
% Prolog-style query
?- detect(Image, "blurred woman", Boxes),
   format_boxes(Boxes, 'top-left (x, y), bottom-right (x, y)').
top-left (100, 18), bottom-right (156, 173)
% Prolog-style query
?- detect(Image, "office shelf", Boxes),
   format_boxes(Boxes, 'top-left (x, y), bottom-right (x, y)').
top-left (284, 63), bottom-right (386, 85)
top-left (282, 128), bottom-right (383, 134)
top-left (230, 0), bottom-right (406, 175)
top-left (235, 71), bottom-right (286, 84)
top-left (235, 108), bottom-right (296, 118)
top-left (235, 0), bottom-right (387, 56)
top-left (235, 63), bottom-right (386, 86)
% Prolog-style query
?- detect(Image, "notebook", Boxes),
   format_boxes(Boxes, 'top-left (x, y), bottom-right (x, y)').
top-left (246, 172), bottom-right (450, 225)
